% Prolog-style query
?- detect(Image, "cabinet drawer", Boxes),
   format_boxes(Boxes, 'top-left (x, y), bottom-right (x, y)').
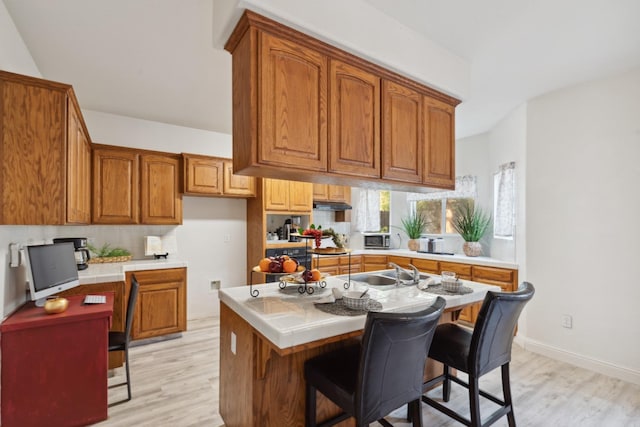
top-left (339, 255), bottom-right (359, 265)
top-left (387, 255), bottom-right (411, 268)
top-left (411, 258), bottom-right (439, 273)
top-left (362, 255), bottom-right (387, 264)
top-left (472, 266), bottom-right (514, 283)
top-left (315, 256), bottom-right (340, 268)
top-left (439, 262), bottom-right (472, 278)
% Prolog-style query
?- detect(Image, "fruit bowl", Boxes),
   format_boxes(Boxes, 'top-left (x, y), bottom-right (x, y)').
top-left (252, 265), bottom-right (305, 275)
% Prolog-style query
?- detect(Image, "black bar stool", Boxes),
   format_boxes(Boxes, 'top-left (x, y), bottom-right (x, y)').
top-left (422, 282), bottom-right (535, 427)
top-left (305, 297), bottom-right (446, 427)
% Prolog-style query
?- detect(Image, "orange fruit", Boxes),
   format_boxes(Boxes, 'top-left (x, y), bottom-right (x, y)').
top-left (311, 269), bottom-right (322, 281)
top-left (281, 255), bottom-right (290, 260)
top-left (259, 258), bottom-right (272, 272)
top-left (282, 259), bottom-right (297, 273)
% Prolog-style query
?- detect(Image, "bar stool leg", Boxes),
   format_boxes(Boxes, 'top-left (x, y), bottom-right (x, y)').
top-left (502, 363), bottom-right (516, 427)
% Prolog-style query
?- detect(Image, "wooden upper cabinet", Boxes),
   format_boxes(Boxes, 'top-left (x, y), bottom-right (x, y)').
top-left (328, 59), bottom-right (380, 178)
top-left (313, 183), bottom-right (350, 203)
top-left (93, 147), bottom-right (139, 224)
top-left (140, 154), bottom-right (182, 225)
top-left (66, 98), bottom-right (91, 224)
top-left (183, 154), bottom-right (223, 196)
top-left (259, 32), bottom-right (327, 171)
top-left (223, 160), bottom-right (255, 197)
top-left (312, 183), bottom-right (329, 201)
top-left (0, 71), bottom-right (91, 224)
top-left (264, 178), bottom-right (312, 212)
top-left (382, 80), bottom-right (423, 183)
top-left (423, 96), bottom-right (455, 188)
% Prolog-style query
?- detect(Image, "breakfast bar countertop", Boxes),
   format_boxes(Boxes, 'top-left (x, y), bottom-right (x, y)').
top-left (78, 259), bottom-right (188, 285)
top-left (219, 276), bottom-right (499, 350)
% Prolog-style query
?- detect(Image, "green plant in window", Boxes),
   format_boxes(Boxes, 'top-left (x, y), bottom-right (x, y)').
top-left (400, 211), bottom-right (428, 239)
top-left (452, 200), bottom-right (491, 242)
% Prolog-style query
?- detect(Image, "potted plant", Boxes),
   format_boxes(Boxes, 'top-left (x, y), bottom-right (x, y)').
top-left (400, 211), bottom-right (428, 251)
top-left (87, 243), bottom-right (132, 263)
top-left (452, 201), bottom-right (491, 257)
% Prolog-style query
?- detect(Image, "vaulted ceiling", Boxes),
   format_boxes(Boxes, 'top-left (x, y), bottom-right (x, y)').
top-left (5, 0), bottom-right (640, 139)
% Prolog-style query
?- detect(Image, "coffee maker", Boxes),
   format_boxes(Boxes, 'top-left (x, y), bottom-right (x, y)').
top-left (53, 237), bottom-right (91, 270)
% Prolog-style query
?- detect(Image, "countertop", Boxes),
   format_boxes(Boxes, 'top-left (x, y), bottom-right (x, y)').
top-left (219, 275), bottom-right (499, 350)
top-left (78, 259), bottom-right (188, 285)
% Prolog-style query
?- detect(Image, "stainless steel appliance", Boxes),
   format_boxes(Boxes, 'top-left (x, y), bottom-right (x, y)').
top-left (363, 233), bottom-right (391, 249)
top-left (417, 237), bottom-right (454, 255)
top-left (52, 237), bottom-right (91, 270)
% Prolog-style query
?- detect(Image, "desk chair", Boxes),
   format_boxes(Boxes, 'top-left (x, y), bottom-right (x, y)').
top-left (108, 274), bottom-right (140, 405)
top-left (422, 282), bottom-right (535, 427)
top-left (305, 297), bottom-right (446, 427)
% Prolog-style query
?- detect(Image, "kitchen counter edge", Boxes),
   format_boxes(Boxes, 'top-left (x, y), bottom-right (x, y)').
top-left (78, 259), bottom-right (188, 285)
top-left (351, 249), bottom-right (518, 269)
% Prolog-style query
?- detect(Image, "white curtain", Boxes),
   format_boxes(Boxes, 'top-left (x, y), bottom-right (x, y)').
top-left (406, 175), bottom-right (478, 202)
top-left (493, 162), bottom-right (516, 239)
top-left (355, 189), bottom-right (380, 232)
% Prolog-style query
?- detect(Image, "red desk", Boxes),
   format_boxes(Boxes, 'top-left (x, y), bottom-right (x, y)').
top-left (1, 293), bottom-right (114, 427)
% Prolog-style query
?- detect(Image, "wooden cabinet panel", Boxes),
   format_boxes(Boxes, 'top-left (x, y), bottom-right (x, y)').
top-left (423, 96), bottom-right (455, 188)
top-left (264, 178), bottom-right (290, 210)
top-left (224, 160), bottom-right (256, 197)
top-left (410, 258), bottom-right (439, 274)
top-left (363, 255), bottom-right (388, 272)
top-left (288, 181), bottom-right (313, 212)
top-left (382, 80), bottom-right (423, 183)
top-left (140, 154), bottom-right (182, 225)
top-left (92, 147), bottom-right (139, 224)
top-left (66, 100), bottom-right (91, 224)
top-left (183, 154), bottom-right (223, 196)
top-left (472, 265), bottom-right (514, 284)
top-left (312, 184), bottom-right (350, 203)
top-left (313, 184), bottom-right (329, 201)
top-left (387, 255), bottom-right (411, 269)
top-left (127, 268), bottom-right (187, 341)
top-left (439, 261), bottom-right (472, 279)
top-left (329, 59), bottom-right (380, 178)
top-left (259, 32), bottom-right (327, 171)
top-left (58, 281), bottom-right (125, 369)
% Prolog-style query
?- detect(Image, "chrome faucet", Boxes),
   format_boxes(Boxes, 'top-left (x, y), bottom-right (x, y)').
top-left (388, 262), bottom-right (421, 285)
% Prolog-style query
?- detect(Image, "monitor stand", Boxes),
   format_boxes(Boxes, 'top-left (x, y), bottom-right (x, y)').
top-left (35, 298), bottom-right (47, 307)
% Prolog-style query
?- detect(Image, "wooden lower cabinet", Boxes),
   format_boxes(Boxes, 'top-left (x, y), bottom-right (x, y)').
top-left (362, 255), bottom-right (388, 272)
top-left (126, 268), bottom-right (187, 340)
top-left (313, 254), bottom-right (362, 276)
top-left (410, 258), bottom-right (439, 274)
top-left (58, 281), bottom-right (125, 369)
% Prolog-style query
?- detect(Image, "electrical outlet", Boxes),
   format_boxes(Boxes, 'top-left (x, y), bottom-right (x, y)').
top-left (562, 314), bottom-right (573, 329)
top-left (210, 280), bottom-right (221, 291)
top-left (231, 332), bottom-right (237, 355)
top-left (223, 234), bottom-right (231, 243)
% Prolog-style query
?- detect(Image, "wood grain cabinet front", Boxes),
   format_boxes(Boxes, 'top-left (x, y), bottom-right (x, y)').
top-left (126, 268), bottom-right (187, 341)
top-left (93, 145), bottom-right (182, 225)
top-left (0, 71), bottom-right (92, 224)
top-left (264, 178), bottom-right (312, 212)
top-left (423, 96), bottom-right (455, 188)
top-left (182, 154), bottom-right (255, 198)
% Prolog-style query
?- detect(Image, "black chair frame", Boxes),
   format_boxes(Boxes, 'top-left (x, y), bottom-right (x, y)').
top-left (108, 274), bottom-right (140, 406)
top-left (421, 282), bottom-right (535, 427)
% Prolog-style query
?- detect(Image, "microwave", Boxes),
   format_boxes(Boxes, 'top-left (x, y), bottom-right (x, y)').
top-left (363, 233), bottom-right (391, 249)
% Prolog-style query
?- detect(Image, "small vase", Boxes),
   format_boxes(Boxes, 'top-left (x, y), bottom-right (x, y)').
top-left (408, 239), bottom-right (419, 251)
top-left (463, 241), bottom-right (482, 257)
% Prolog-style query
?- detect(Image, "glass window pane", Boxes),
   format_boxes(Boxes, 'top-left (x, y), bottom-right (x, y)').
top-left (445, 198), bottom-right (474, 234)
top-left (416, 200), bottom-right (441, 234)
top-left (379, 190), bottom-right (390, 232)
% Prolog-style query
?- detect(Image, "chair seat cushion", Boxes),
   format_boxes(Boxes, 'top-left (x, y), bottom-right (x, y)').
top-left (108, 331), bottom-right (127, 351)
top-left (428, 323), bottom-right (472, 372)
top-left (304, 343), bottom-right (360, 412)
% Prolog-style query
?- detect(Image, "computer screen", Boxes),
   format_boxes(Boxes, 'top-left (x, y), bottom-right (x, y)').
top-left (26, 242), bottom-right (80, 306)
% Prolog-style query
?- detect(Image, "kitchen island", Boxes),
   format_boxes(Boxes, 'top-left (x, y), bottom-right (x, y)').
top-left (219, 274), bottom-right (499, 427)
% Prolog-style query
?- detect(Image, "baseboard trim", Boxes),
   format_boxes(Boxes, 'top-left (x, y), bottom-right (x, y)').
top-left (517, 337), bottom-right (640, 386)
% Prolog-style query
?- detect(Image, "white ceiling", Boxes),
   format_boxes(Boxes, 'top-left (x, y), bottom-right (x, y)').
top-left (4, 0), bottom-right (640, 139)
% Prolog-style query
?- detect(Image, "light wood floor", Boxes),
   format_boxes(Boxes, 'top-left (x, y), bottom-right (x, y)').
top-left (96, 317), bottom-right (640, 427)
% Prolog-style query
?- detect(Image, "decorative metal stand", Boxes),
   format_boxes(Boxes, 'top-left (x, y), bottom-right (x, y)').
top-left (312, 249), bottom-right (352, 290)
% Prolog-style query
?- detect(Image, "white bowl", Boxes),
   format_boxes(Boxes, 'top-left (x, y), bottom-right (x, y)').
top-left (342, 291), bottom-right (371, 310)
top-left (441, 278), bottom-right (461, 292)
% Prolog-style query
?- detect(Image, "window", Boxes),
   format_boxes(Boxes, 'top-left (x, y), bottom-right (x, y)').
top-left (493, 162), bottom-right (515, 239)
top-left (355, 189), bottom-right (390, 232)
top-left (408, 176), bottom-right (478, 235)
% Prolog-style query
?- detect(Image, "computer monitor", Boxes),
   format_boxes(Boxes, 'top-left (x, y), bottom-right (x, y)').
top-left (25, 242), bottom-right (80, 307)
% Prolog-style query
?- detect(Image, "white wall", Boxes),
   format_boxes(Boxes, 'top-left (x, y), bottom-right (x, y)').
top-left (0, 0), bottom-right (40, 77)
top-left (525, 68), bottom-right (640, 383)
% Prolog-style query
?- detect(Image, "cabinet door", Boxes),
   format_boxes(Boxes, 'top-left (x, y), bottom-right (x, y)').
top-left (128, 268), bottom-right (187, 341)
top-left (387, 255), bottom-right (411, 269)
top-left (264, 178), bottom-right (289, 211)
top-left (288, 181), bottom-right (313, 212)
top-left (66, 101), bottom-right (91, 224)
top-left (93, 147), bottom-right (139, 224)
top-left (328, 185), bottom-right (350, 203)
top-left (329, 59), bottom-right (380, 178)
top-left (423, 96), bottom-right (455, 188)
top-left (312, 184), bottom-right (329, 201)
top-left (141, 154), bottom-right (182, 224)
top-left (382, 80), bottom-right (423, 183)
top-left (410, 258), bottom-right (439, 274)
top-left (183, 154), bottom-right (223, 196)
top-left (223, 160), bottom-right (256, 197)
top-left (0, 78), bottom-right (66, 224)
top-left (259, 32), bottom-right (327, 171)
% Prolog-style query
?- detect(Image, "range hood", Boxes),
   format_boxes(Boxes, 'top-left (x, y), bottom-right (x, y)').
top-left (313, 201), bottom-right (352, 211)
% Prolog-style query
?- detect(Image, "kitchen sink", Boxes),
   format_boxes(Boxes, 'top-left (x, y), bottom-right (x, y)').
top-left (348, 273), bottom-right (398, 287)
top-left (377, 269), bottom-right (432, 281)
top-left (343, 269), bottom-right (433, 290)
